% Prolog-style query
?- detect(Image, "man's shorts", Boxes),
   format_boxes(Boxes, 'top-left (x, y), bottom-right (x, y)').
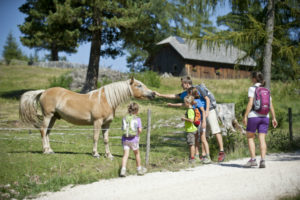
top-left (246, 117), bottom-right (269, 134)
top-left (185, 131), bottom-right (197, 146)
top-left (207, 109), bottom-right (221, 134)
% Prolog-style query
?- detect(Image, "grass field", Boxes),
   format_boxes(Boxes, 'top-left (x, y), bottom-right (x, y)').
top-left (0, 64), bottom-right (299, 199)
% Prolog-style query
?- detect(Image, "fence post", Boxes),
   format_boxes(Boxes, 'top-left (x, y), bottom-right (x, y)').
top-left (145, 109), bottom-right (151, 166)
top-left (288, 108), bottom-right (293, 143)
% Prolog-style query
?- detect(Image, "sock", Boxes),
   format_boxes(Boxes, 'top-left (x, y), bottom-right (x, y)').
top-left (190, 156), bottom-right (195, 160)
top-left (121, 167), bottom-right (126, 171)
top-left (137, 166), bottom-right (142, 171)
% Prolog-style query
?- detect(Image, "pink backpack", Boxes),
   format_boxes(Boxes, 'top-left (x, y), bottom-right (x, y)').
top-left (253, 86), bottom-right (271, 115)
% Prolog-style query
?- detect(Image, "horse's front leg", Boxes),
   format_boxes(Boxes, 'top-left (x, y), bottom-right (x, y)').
top-left (102, 122), bottom-right (114, 160)
top-left (92, 119), bottom-right (103, 158)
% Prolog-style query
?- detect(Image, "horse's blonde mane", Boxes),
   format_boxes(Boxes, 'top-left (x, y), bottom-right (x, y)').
top-left (100, 80), bottom-right (133, 109)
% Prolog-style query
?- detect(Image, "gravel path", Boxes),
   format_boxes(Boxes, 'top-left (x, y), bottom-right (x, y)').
top-left (37, 152), bottom-right (300, 200)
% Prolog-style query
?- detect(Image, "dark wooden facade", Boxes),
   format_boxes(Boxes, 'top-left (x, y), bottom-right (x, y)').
top-left (149, 44), bottom-right (251, 79)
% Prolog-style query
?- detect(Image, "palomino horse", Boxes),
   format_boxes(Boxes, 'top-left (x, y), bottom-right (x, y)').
top-left (19, 78), bottom-right (155, 159)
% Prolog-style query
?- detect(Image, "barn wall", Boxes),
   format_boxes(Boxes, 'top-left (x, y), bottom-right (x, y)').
top-left (149, 44), bottom-right (253, 79)
top-left (185, 63), bottom-right (251, 79)
top-left (150, 45), bottom-right (186, 76)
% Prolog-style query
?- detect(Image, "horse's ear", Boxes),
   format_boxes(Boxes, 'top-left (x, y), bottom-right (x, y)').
top-left (130, 76), bottom-right (134, 85)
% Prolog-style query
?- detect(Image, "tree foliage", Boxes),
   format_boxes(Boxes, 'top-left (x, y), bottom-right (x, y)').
top-left (124, 0), bottom-right (217, 72)
top-left (2, 32), bottom-right (27, 65)
top-left (188, 0), bottom-right (299, 84)
top-left (19, 0), bottom-right (82, 61)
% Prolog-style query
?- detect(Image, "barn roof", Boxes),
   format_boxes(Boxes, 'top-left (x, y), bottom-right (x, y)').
top-left (157, 36), bottom-right (256, 66)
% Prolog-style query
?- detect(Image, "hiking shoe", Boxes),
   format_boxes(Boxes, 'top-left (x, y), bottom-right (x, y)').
top-left (120, 168), bottom-right (126, 177)
top-left (218, 151), bottom-right (226, 162)
top-left (203, 156), bottom-right (211, 164)
top-left (244, 159), bottom-right (258, 168)
top-left (137, 167), bottom-right (147, 176)
top-left (189, 158), bottom-right (196, 164)
top-left (199, 155), bottom-right (206, 163)
top-left (259, 160), bottom-right (266, 168)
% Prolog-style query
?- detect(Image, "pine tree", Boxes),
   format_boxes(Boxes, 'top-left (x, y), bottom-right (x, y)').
top-left (2, 32), bottom-right (24, 65)
top-left (19, 0), bottom-right (81, 61)
top-left (76, 0), bottom-right (154, 92)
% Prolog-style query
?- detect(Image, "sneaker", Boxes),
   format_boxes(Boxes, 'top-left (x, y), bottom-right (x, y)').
top-left (218, 151), bottom-right (226, 162)
top-left (137, 167), bottom-right (147, 176)
top-left (203, 156), bottom-right (211, 164)
top-left (244, 159), bottom-right (258, 168)
top-left (120, 168), bottom-right (126, 177)
top-left (259, 160), bottom-right (266, 168)
top-left (199, 155), bottom-right (206, 163)
top-left (189, 158), bottom-right (196, 164)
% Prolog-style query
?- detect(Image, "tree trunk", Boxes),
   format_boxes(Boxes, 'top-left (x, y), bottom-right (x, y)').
top-left (263, 0), bottom-right (275, 89)
top-left (51, 46), bottom-right (59, 61)
top-left (81, 18), bottom-right (102, 93)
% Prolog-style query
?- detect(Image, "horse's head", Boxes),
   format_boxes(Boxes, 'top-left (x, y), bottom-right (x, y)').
top-left (129, 78), bottom-right (155, 100)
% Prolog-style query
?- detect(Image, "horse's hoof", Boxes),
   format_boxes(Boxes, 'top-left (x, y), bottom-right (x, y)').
top-left (43, 151), bottom-right (55, 154)
top-left (107, 154), bottom-right (114, 161)
top-left (93, 153), bottom-right (100, 158)
top-left (48, 149), bottom-right (55, 154)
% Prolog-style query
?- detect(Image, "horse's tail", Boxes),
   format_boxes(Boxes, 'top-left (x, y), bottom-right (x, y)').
top-left (19, 89), bottom-right (45, 128)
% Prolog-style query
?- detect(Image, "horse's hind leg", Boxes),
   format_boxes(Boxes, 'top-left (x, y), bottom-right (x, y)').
top-left (40, 114), bottom-right (54, 154)
top-left (102, 122), bottom-right (114, 160)
top-left (45, 117), bottom-right (56, 154)
top-left (92, 119), bottom-right (103, 158)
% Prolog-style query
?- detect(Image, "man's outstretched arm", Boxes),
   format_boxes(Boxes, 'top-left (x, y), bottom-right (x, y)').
top-left (155, 92), bottom-right (179, 99)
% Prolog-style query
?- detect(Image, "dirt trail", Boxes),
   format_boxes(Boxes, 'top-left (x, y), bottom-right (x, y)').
top-left (36, 152), bottom-right (300, 200)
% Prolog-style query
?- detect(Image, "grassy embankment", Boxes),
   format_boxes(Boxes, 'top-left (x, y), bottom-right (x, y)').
top-left (0, 64), bottom-right (299, 199)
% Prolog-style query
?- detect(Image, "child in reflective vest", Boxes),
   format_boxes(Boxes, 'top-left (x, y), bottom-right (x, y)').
top-left (120, 102), bottom-right (146, 177)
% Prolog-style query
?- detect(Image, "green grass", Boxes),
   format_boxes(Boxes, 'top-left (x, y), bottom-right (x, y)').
top-left (0, 64), bottom-right (299, 199)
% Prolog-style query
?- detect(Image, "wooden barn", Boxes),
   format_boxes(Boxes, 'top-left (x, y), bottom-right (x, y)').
top-left (148, 36), bottom-right (256, 79)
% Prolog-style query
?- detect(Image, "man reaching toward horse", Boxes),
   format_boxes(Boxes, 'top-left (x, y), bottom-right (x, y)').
top-left (155, 76), bottom-right (226, 162)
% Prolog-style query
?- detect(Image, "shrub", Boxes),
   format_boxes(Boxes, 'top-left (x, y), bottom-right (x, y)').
top-left (132, 70), bottom-right (161, 88)
top-left (235, 93), bottom-right (248, 121)
top-left (48, 73), bottom-right (73, 89)
top-left (267, 130), bottom-right (291, 152)
top-left (97, 77), bottom-right (113, 88)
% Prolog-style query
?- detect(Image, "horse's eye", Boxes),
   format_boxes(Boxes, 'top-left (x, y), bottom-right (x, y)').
top-left (137, 84), bottom-right (142, 88)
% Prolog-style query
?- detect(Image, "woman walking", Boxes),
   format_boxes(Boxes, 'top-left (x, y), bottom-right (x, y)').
top-left (243, 72), bottom-right (277, 168)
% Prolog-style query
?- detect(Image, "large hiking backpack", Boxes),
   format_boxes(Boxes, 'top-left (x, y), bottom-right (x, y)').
top-left (195, 83), bottom-right (217, 110)
top-left (122, 115), bottom-right (138, 137)
top-left (253, 86), bottom-right (271, 115)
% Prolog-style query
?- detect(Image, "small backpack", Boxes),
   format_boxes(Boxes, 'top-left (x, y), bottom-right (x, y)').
top-left (195, 83), bottom-right (217, 110)
top-left (253, 86), bottom-right (271, 115)
top-left (186, 108), bottom-right (201, 127)
top-left (193, 107), bottom-right (201, 127)
top-left (122, 115), bottom-right (138, 137)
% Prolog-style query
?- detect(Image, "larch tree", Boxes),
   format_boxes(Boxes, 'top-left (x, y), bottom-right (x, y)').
top-left (187, 0), bottom-right (299, 88)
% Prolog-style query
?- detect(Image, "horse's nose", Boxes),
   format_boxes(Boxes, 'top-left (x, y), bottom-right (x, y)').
top-left (151, 92), bottom-right (156, 98)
